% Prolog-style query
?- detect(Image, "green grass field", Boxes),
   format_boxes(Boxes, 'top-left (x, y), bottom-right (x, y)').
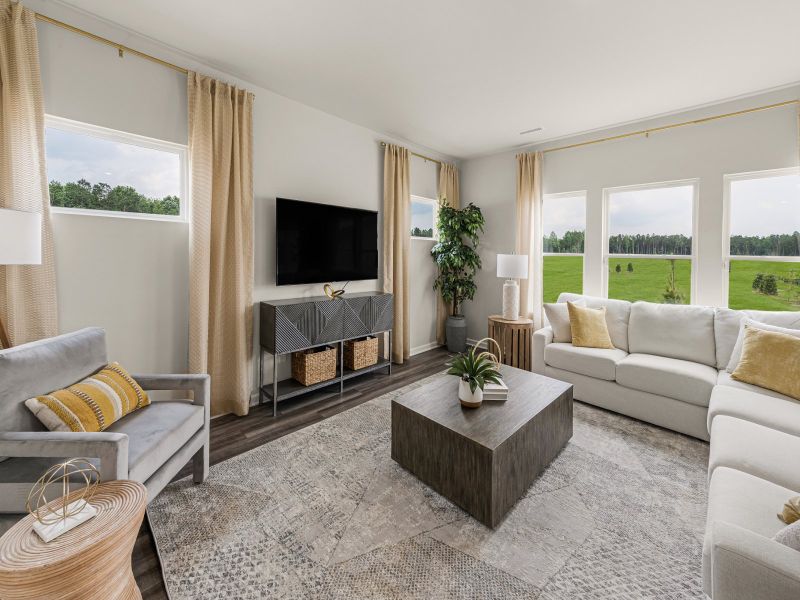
top-left (543, 256), bottom-right (800, 310)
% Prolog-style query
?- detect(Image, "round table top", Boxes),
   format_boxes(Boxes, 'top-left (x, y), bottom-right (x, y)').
top-left (488, 315), bottom-right (534, 326)
top-left (0, 480), bottom-right (147, 573)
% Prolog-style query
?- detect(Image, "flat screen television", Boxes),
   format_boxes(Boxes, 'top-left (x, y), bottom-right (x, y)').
top-left (276, 198), bottom-right (379, 285)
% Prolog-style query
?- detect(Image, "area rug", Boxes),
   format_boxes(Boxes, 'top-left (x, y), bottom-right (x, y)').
top-left (148, 374), bottom-right (709, 599)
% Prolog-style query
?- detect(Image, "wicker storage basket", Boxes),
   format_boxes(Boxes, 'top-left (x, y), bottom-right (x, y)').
top-left (344, 336), bottom-right (379, 371)
top-left (292, 345), bottom-right (337, 386)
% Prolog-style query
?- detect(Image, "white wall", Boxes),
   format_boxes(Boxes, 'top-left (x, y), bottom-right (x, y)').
top-left (29, 1), bottom-right (452, 394)
top-left (461, 86), bottom-right (800, 339)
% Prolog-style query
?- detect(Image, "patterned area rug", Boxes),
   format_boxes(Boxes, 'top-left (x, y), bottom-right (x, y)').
top-left (148, 374), bottom-right (709, 599)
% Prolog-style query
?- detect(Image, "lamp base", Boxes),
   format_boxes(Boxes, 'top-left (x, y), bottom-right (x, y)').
top-left (501, 279), bottom-right (519, 320)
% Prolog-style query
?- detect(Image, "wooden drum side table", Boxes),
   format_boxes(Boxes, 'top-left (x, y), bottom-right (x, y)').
top-left (488, 315), bottom-right (534, 371)
top-left (0, 480), bottom-right (147, 600)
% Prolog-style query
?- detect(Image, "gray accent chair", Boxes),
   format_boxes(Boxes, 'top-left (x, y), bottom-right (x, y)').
top-left (0, 327), bottom-right (210, 513)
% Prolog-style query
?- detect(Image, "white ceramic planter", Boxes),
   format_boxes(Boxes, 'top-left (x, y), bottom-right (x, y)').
top-left (458, 378), bottom-right (483, 408)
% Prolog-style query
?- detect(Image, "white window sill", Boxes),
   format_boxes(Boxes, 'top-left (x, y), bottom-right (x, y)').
top-left (50, 206), bottom-right (188, 223)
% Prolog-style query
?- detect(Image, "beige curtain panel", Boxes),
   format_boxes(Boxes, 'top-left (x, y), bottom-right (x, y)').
top-left (436, 163), bottom-right (460, 345)
top-left (516, 151), bottom-right (544, 328)
top-left (0, 0), bottom-right (58, 346)
top-left (188, 72), bottom-right (255, 417)
top-left (382, 144), bottom-right (410, 364)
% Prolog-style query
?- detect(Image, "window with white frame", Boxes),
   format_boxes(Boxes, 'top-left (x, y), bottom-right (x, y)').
top-left (410, 195), bottom-right (437, 239)
top-left (603, 181), bottom-right (697, 304)
top-left (45, 115), bottom-right (188, 220)
top-left (542, 191), bottom-right (586, 303)
top-left (724, 169), bottom-right (800, 311)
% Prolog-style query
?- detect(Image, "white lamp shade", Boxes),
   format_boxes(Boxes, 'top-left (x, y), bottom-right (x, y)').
top-left (0, 208), bottom-right (42, 265)
top-left (496, 254), bottom-right (528, 279)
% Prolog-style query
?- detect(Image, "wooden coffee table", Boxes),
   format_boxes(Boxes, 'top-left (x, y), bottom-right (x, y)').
top-left (391, 365), bottom-right (572, 527)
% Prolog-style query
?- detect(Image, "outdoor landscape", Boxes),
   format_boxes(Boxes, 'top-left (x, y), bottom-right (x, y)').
top-left (49, 179), bottom-right (180, 216)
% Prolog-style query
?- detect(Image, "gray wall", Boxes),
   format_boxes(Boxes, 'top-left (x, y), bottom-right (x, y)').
top-left (30, 0), bottom-right (449, 397)
top-left (461, 86), bottom-right (800, 340)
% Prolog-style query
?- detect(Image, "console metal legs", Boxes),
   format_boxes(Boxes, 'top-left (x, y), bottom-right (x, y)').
top-left (272, 354), bottom-right (278, 417)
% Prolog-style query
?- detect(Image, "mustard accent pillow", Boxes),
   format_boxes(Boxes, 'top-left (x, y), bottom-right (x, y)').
top-left (779, 496), bottom-right (800, 525)
top-left (25, 362), bottom-right (150, 432)
top-left (731, 327), bottom-right (800, 400)
top-left (567, 301), bottom-right (615, 349)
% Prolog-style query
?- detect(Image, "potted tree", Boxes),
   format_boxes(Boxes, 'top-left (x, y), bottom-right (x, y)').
top-left (431, 201), bottom-right (485, 353)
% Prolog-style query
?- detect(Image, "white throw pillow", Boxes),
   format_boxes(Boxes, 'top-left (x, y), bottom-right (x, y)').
top-left (544, 299), bottom-right (585, 343)
top-left (774, 519), bottom-right (800, 551)
top-left (726, 318), bottom-right (800, 373)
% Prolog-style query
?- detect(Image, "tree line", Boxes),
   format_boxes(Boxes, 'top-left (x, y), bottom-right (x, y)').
top-left (544, 230), bottom-right (800, 257)
top-left (49, 179), bottom-right (180, 216)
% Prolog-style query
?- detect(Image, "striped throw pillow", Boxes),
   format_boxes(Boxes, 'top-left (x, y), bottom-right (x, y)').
top-left (25, 363), bottom-right (150, 432)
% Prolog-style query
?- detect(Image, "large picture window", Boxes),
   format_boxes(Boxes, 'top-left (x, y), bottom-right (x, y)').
top-left (542, 191), bottom-right (586, 303)
top-left (45, 115), bottom-right (187, 221)
top-left (410, 195), bottom-right (437, 239)
top-left (724, 169), bottom-right (800, 311)
top-left (603, 181), bottom-right (697, 304)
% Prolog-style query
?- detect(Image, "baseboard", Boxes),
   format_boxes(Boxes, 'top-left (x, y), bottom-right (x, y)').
top-left (410, 341), bottom-right (442, 356)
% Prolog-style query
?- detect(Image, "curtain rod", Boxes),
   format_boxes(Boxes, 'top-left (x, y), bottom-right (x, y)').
top-left (541, 99), bottom-right (800, 154)
top-left (379, 142), bottom-right (444, 166)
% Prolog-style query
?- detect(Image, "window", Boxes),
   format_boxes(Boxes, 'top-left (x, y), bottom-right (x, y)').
top-left (542, 191), bottom-right (586, 303)
top-left (410, 195), bottom-right (437, 239)
top-left (724, 169), bottom-right (800, 311)
top-left (603, 181), bottom-right (697, 304)
top-left (45, 115), bottom-right (187, 220)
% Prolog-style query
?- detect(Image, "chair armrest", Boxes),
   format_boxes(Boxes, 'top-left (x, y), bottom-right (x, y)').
top-left (532, 327), bottom-right (553, 375)
top-left (0, 431), bottom-right (129, 481)
top-left (711, 521), bottom-right (800, 600)
top-left (132, 373), bottom-right (210, 426)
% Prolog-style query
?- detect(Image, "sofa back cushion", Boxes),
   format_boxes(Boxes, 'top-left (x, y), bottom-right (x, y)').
top-left (0, 328), bottom-right (108, 433)
top-left (557, 293), bottom-right (631, 351)
top-left (628, 302), bottom-right (716, 366)
top-left (714, 307), bottom-right (800, 369)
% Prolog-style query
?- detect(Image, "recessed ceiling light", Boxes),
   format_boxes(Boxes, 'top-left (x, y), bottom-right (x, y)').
top-left (519, 127), bottom-right (543, 135)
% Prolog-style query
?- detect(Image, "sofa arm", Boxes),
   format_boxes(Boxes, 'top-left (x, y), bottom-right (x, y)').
top-left (532, 327), bottom-right (553, 375)
top-left (133, 373), bottom-right (210, 407)
top-left (0, 431), bottom-right (129, 481)
top-left (711, 521), bottom-right (800, 600)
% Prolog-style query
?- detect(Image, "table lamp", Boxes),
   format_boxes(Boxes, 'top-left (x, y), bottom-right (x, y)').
top-left (0, 208), bottom-right (42, 348)
top-left (496, 254), bottom-right (528, 320)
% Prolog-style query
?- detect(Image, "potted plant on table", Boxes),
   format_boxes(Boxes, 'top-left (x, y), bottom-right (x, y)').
top-left (447, 338), bottom-right (503, 408)
top-left (431, 201), bottom-right (485, 353)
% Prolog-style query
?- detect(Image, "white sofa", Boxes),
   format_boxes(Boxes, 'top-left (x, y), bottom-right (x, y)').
top-left (532, 293), bottom-right (800, 600)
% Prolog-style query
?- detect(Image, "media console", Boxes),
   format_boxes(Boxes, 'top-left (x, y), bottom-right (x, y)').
top-left (258, 292), bottom-right (393, 416)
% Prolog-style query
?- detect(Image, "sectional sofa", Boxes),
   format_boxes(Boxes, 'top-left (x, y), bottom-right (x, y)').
top-left (532, 293), bottom-right (800, 600)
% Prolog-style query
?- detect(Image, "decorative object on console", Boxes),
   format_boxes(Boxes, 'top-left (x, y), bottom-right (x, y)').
top-left (731, 326), bottom-right (800, 400)
top-left (779, 496), bottom-right (800, 524)
top-left (567, 301), bottom-right (615, 349)
top-left (431, 202), bottom-right (486, 353)
top-left (344, 336), bottom-right (379, 370)
top-left (323, 281), bottom-right (349, 299)
top-left (496, 253), bottom-right (528, 320)
top-left (291, 345), bottom-right (338, 386)
top-left (26, 458), bottom-right (99, 543)
top-left (446, 337), bottom-right (503, 408)
top-left (0, 208), bottom-right (42, 349)
top-left (487, 314), bottom-right (534, 371)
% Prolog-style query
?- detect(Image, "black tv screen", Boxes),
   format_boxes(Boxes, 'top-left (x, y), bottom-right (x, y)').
top-left (276, 198), bottom-right (379, 285)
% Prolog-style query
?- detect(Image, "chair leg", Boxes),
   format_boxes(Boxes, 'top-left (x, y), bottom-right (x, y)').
top-left (192, 443), bottom-right (209, 484)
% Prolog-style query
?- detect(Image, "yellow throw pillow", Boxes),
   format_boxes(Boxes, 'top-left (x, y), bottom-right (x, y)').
top-left (25, 362), bottom-right (150, 432)
top-left (731, 327), bottom-right (800, 401)
top-left (567, 301), bottom-right (615, 349)
top-left (779, 496), bottom-right (800, 525)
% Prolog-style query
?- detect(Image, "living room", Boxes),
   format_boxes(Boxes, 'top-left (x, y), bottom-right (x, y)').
top-left (0, 0), bottom-right (798, 598)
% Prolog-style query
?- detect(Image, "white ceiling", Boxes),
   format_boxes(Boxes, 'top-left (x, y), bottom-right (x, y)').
top-left (58, 0), bottom-right (800, 159)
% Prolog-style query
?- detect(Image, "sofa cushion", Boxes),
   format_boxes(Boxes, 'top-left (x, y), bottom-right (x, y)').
top-left (544, 343), bottom-right (627, 381)
top-left (557, 293), bottom-right (631, 351)
top-left (107, 400), bottom-right (204, 483)
top-left (717, 370), bottom-right (796, 402)
top-left (615, 353), bottom-right (716, 407)
top-left (628, 302), bottom-right (716, 367)
top-left (708, 385), bottom-right (800, 437)
top-left (709, 416), bottom-right (800, 492)
top-left (702, 467), bottom-right (798, 595)
top-left (714, 307), bottom-right (800, 370)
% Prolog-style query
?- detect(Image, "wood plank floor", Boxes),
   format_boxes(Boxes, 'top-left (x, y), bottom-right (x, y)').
top-left (134, 346), bottom-right (453, 599)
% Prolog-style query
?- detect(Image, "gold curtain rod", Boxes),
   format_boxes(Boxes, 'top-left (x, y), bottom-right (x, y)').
top-left (34, 12), bottom-right (189, 75)
top-left (541, 99), bottom-right (800, 154)
top-left (380, 141), bottom-right (444, 166)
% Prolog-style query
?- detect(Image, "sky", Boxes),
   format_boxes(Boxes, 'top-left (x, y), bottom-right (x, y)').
top-left (730, 174), bottom-right (800, 236)
top-left (45, 126), bottom-right (181, 199)
top-left (608, 185), bottom-right (694, 236)
top-left (411, 201), bottom-right (434, 231)
top-left (543, 193), bottom-right (585, 236)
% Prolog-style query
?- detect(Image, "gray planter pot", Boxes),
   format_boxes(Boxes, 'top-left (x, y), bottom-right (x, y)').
top-left (446, 315), bottom-right (467, 353)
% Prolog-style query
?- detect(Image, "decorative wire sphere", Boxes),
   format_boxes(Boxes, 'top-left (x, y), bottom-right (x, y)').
top-left (26, 458), bottom-right (100, 526)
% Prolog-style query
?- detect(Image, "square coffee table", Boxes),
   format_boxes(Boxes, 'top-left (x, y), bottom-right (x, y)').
top-left (391, 365), bottom-right (573, 528)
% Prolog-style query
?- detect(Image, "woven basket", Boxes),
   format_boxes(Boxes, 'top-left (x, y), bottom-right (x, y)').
top-left (344, 336), bottom-right (379, 371)
top-left (291, 345), bottom-right (337, 386)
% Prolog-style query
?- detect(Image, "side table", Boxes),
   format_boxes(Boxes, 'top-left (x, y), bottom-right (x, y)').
top-left (488, 314), bottom-right (534, 371)
top-left (0, 480), bottom-right (147, 600)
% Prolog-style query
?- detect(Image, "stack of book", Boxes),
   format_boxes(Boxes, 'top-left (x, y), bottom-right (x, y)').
top-left (483, 379), bottom-right (508, 401)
